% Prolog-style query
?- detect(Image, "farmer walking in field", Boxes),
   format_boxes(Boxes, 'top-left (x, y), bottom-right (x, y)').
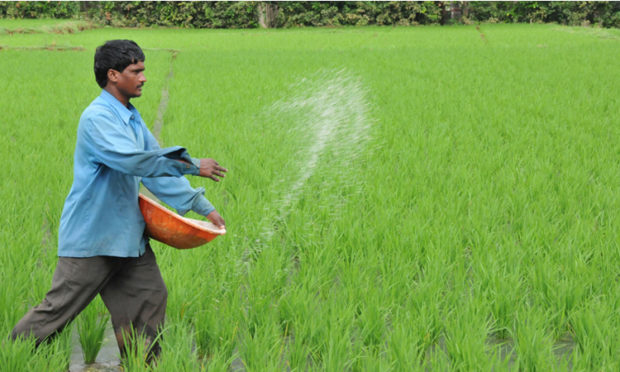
top-left (11, 39), bottom-right (227, 362)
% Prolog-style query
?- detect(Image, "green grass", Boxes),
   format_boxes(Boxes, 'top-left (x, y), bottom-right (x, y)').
top-left (1, 22), bottom-right (618, 370)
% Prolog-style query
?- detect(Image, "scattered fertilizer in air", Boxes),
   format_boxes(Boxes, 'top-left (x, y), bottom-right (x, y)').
top-left (255, 69), bottom-right (373, 248)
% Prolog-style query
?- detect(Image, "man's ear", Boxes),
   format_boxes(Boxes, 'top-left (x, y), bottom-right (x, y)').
top-left (107, 69), bottom-right (119, 84)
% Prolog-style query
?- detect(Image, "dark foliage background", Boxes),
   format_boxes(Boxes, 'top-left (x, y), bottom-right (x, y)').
top-left (0, 1), bottom-right (618, 28)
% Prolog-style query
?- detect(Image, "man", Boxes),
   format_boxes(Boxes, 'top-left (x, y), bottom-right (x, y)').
top-left (11, 39), bottom-right (226, 361)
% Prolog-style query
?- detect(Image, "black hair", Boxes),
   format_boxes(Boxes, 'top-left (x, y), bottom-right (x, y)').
top-left (94, 40), bottom-right (145, 88)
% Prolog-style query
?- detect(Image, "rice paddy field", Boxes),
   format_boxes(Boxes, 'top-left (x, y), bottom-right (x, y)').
top-left (1, 20), bottom-right (619, 371)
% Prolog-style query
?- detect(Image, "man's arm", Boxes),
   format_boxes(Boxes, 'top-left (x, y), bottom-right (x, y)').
top-left (141, 171), bottom-right (226, 229)
top-left (81, 112), bottom-right (200, 178)
top-left (141, 123), bottom-right (227, 228)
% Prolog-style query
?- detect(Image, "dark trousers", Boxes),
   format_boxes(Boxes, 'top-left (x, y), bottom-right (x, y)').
top-left (11, 244), bottom-right (167, 359)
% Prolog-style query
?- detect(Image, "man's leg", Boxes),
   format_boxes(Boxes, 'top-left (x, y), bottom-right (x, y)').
top-left (11, 256), bottom-right (120, 344)
top-left (99, 244), bottom-right (167, 362)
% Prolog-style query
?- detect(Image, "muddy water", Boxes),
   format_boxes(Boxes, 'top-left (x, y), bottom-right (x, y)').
top-left (69, 321), bottom-right (121, 372)
top-left (486, 333), bottom-right (575, 369)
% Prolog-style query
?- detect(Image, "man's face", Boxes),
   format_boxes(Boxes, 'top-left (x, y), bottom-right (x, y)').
top-left (112, 61), bottom-right (147, 99)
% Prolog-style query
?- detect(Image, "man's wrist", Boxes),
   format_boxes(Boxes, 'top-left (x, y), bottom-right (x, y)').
top-left (191, 157), bottom-right (201, 168)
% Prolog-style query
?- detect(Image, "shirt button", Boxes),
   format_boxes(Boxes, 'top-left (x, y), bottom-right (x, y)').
top-left (130, 115), bottom-right (135, 120)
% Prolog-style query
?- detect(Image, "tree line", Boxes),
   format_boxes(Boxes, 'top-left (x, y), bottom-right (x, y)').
top-left (1, 1), bottom-right (619, 29)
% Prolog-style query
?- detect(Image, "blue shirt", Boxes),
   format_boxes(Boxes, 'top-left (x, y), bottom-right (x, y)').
top-left (58, 90), bottom-right (215, 257)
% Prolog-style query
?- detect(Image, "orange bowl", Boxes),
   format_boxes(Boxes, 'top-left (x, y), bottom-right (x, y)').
top-left (139, 193), bottom-right (225, 249)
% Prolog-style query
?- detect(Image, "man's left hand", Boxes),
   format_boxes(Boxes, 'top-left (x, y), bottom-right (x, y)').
top-left (206, 210), bottom-right (225, 230)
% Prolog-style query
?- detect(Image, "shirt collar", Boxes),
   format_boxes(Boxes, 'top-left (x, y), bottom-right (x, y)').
top-left (99, 89), bottom-right (137, 125)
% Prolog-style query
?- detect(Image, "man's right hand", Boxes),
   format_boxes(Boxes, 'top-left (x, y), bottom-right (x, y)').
top-left (206, 210), bottom-right (226, 230)
top-left (199, 158), bottom-right (227, 182)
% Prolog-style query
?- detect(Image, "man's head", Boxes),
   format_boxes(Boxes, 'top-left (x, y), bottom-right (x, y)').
top-left (94, 40), bottom-right (146, 100)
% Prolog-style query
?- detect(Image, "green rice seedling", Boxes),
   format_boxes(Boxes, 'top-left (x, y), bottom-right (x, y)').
top-left (510, 307), bottom-right (560, 371)
top-left (1, 329), bottom-right (72, 372)
top-left (443, 299), bottom-right (493, 370)
top-left (426, 344), bottom-right (452, 372)
top-left (527, 255), bottom-right (592, 342)
top-left (76, 297), bottom-right (109, 364)
top-left (151, 322), bottom-right (205, 372)
top-left (320, 320), bottom-right (357, 372)
top-left (119, 325), bottom-right (163, 372)
top-left (43, 328), bottom-right (73, 371)
top-left (0, 334), bottom-right (38, 372)
top-left (192, 300), bottom-right (240, 362)
top-left (354, 298), bottom-right (388, 351)
top-left (233, 248), bottom-right (294, 369)
top-left (236, 320), bottom-right (284, 371)
top-left (277, 283), bottom-right (319, 370)
top-left (479, 257), bottom-right (525, 340)
top-left (384, 273), bottom-right (446, 368)
top-left (384, 271), bottom-right (446, 367)
top-left (387, 321), bottom-right (426, 371)
top-left (569, 299), bottom-right (619, 371)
